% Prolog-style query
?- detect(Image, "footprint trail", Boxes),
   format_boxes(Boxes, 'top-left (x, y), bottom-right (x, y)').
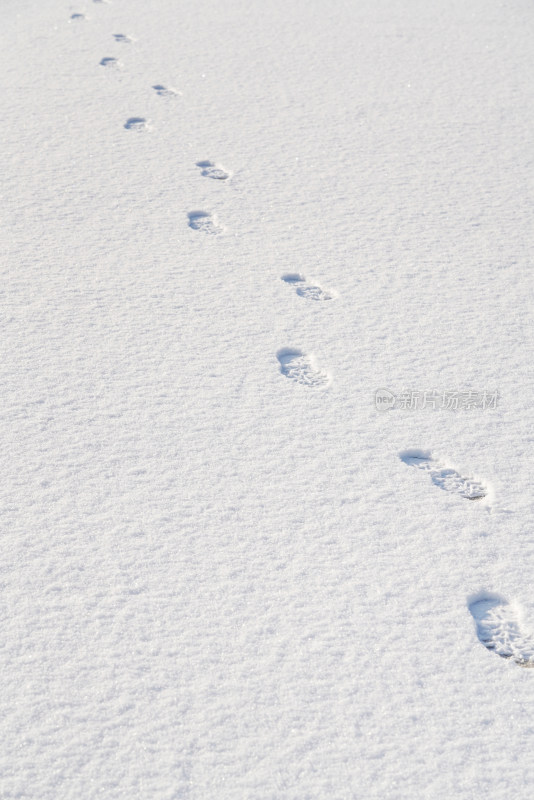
top-left (153, 85), bottom-right (181, 97)
top-left (469, 594), bottom-right (534, 666)
top-left (281, 273), bottom-right (334, 301)
top-left (124, 117), bottom-right (149, 131)
top-left (188, 211), bottom-right (222, 234)
top-left (196, 161), bottom-right (231, 181)
top-left (277, 348), bottom-right (330, 388)
top-left (100, 57), bottom-right (122, 69)
top-left (400, 450), bottom-right (486, 500)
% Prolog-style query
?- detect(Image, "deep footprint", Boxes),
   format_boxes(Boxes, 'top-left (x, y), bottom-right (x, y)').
top-left (277, 348), bottom-right (330, 388)
top-left (70, 13), bottom-right (86, 20)
top-left (100, 57), bottom-right (121, 68)
top-left (124, 117), bottom-right (148, 131)
top-left (400, 450), bottom-right (486, 500)
top-left (113, 33), bottom-right (134, 43)
top-left (153, 85), bottom-right (180, 97)
top-left (469, 594), bottom-right (534, 666)
top-left (188, 211), bottom-right (221, 234)
top-left (196, 160), bottom-right (230, 181)
top-left (281, 273), bottom-right (334, 301)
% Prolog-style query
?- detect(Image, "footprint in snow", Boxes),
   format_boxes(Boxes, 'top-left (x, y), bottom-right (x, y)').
top-left (124, 117), bottom-right (149, 132)
top-left (281, 273), bottom-right (334, 301)
top-left (113, 33), bottom-right (134, 43)
top-left (400, 449), bottom-right (486, 500)
top-left (153, 85), bottom-right (181, 97)
top-left (100, 56), bottom-right (122, 69)
top-left (188, 211), bottom-right (222, 234)
top-left (196, 160), bottom-right (231, 181)
top-left (277, 348), bottom-right (330, 388)
top-left (70, 13), bottom-right (86, 20)
top-left (469, 594), bottom-right (534, 667)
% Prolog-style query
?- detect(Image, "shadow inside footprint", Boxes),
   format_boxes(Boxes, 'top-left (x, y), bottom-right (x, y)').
top-left (100, 57), bottom-right (120, 68)
top-left (277, 348), bottom-right (329, 388)
top-left (281, 273), bottom-right (333, 301)
top-left (124, 117), bottom-right (148, 131)
top-left (469, 594), bottom-right (534, 666)
top-left (153, 85), bottom-right (180, 97)
top-left (400, 450), bottom-right (486, 500)
top-left (188, 211), bottom-right (220, 234)
top-left (196, 160), bottom-right (230, 180)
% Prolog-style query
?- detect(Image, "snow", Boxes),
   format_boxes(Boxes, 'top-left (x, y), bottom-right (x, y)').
top-left (1, 0), bottom-right (534, 797)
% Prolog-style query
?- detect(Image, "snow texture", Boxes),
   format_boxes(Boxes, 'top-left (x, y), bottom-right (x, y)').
top-left (1, 0), bottom-right (534, 797)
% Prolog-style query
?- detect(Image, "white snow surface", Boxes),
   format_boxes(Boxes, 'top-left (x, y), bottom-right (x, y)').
top-left (1, 0), bottom-right (534, 797)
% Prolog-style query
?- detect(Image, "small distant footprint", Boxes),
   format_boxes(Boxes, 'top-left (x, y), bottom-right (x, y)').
top-left (196, 161), bottom-right (231, 181)
top-left (400, 450), bottom-right (486, 500)
top-left (124, 117), bottom-right (149, 132)
top-left (277, 348), bottom-right (330, 388)
top-left (188, 211), bottom-right (222, 234)
top-left (281, 273), bottom-right (334, 301)
top-left (469, 594), bottom-right (534, 667)
top-left (113, 33), bottom-right (134, 43)
top-left (153, 85), bottom-right (181, 98)
top-left (93, 0), bottom-right (109, 3)
top-left (70, 13), bottom-right (86, 20)
top-left (100, 56), bottom-right (122, 69)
